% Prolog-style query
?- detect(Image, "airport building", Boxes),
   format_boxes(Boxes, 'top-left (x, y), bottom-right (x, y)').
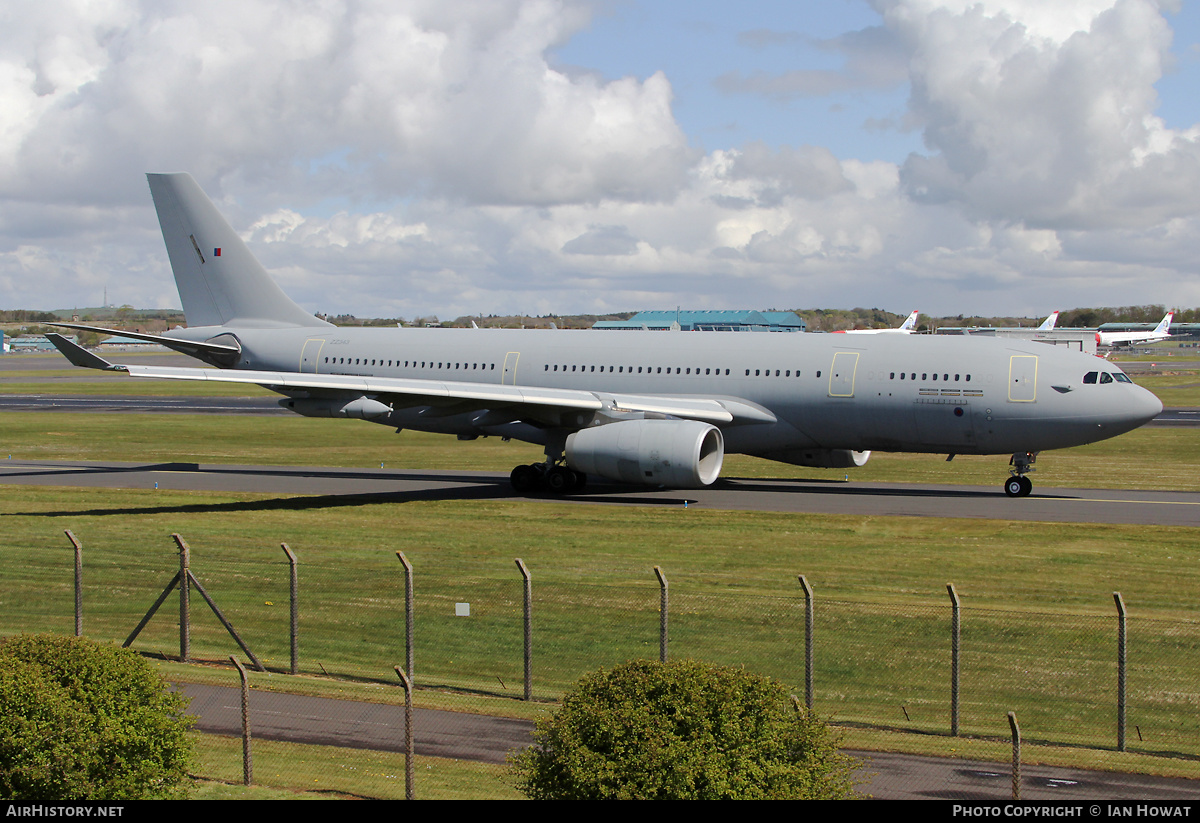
top-left (6, 334), bottom-right (73, 352)
top-left (934, 325), bottom-right (1098, 354)
top-left (592, 310), bottom-right (806, 332)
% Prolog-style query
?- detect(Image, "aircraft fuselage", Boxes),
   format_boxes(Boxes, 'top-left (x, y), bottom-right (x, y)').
top-left (168, 324), bottom-right (1162, 459)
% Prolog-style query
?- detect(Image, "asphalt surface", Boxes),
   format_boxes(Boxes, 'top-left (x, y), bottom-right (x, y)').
top-left (180, 682), bottom-right (1200, 801)
top-left (1, 458), bottom-right (1198, 527)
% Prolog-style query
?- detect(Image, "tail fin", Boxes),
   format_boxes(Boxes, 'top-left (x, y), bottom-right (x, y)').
top-left (899, 310), bottom-right (919, 331)
top-left (1038, 311), bottom-right (1059, 331)
top-left (147, 173), bottom-right (331, 329)
top-left (1154, 312), bottom-right (1173, 334)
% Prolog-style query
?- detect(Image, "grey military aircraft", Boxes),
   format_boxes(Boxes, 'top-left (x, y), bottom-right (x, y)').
top-left (49, 173), bottom-right (1163, 498)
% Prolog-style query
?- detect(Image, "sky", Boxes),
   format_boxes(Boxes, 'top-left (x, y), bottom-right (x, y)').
top-left (2, 0), bottom-right (1200, 321)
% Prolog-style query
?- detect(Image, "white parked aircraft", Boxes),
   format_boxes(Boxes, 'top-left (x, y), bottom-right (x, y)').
top-left (836, 310), bottom-right (920, 334)
top-left (49, 174), bottom-right (1162, 498)
top-left (1037, 311), bottom-right (1059, 331)
top-left (1095, 313), bottom-right (1174, 348)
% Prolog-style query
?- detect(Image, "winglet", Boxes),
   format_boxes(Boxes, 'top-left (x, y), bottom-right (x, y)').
top-left (46, 334), bottom-right (126, 372)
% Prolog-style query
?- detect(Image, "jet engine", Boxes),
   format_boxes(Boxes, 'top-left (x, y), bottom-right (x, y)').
top-left (757, 448), bottom-right (872, 469)
top-left (565, 419), bottom-right (724, 488)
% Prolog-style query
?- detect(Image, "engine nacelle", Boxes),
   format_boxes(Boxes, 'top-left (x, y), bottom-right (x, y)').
top-left (758, 448), bottom-right (871, 469)
top-left (281, 395), bottom-right (392, 419)
top-left (565, 419), bottom-right (724, 488)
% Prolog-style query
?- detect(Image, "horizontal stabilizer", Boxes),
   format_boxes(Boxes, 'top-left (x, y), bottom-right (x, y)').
top-left (45, 334), bottom-right (125, 371)
top-left (49, 323), bottom-right (240, 363)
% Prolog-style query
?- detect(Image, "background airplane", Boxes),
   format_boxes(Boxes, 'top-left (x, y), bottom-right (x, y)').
top-left (1037, 311), bottom-right (1059, 331)
top-left (1096, 312), bottom-right (1174, 348)
top-left (50, 174), bottom-right (1162, 498)
top-left (836, 310), bottom-right (919, 334)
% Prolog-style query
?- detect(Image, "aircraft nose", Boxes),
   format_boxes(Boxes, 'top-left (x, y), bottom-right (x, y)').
top-left (1133, 385), bottom-right (1164, 424)
top-left (1113, 384), bottom-right (1162, 430)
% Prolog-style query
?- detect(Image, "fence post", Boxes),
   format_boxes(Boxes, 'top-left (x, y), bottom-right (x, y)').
top-left (1007, 711), bottom-right (1021, 801)
top-left (65, 530), bottom-right (83, 637)
top-left (175, 534), bottom-right (190, 663)
top-left (516, 558), bottom-right (532, 701)
top-left (394, 666), bottom-right (415, 800)
top-left (281, 544), bottom-right (298, 675)
top-left (397, 552), bottom-right (414, 682)
top-left (1114, 591), bottom-right (1127, 752)
top-left (948, 583), bottom-right (960, 737)
top-left (798, 575), bottom-right (814, 710)
top-left (654, 566), bottom-right (668, 662)
top-left (231, 656), bottom-right (252, 786)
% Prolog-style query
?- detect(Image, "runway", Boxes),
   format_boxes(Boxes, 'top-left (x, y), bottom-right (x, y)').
top-left (1, 458), bottom-right (1197, 526)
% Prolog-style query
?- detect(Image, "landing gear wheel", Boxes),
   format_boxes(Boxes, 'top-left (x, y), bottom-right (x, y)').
top-left (1004, 476), bottom-right (1032, 497)
top-left (510, 464), bottom-right (539, 493)
top-left (545, 465), bottom-right (576, 494)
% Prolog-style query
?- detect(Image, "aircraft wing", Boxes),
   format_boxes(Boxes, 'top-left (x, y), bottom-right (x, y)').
top-left (47, 335), bottom-right (773, 426)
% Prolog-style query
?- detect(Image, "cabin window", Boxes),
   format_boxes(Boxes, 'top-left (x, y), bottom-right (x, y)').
top-left (816, 370), bottom-right (822, 378)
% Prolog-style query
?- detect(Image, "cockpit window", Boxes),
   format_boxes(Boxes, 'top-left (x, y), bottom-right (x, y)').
top-left (1113, 372), bottom-right (1132, 383)
top-left (1100, 372), bottom-right (1113, 384)
top-left (1083, 371), bottom-right (1098, 384)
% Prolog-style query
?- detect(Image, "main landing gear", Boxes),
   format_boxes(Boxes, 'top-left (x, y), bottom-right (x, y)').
top-left (510, 462), bottom-right (587, 494)
top-left (1004, 451), bottom-right (1036, 497)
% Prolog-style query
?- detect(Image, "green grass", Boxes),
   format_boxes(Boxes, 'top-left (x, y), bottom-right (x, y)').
top-left (2, 484), bottom-right (1197, 761)
top-left (189, 732), bottom-right (520, 799)
top-left (1, 394), bottom-right (1199, 787)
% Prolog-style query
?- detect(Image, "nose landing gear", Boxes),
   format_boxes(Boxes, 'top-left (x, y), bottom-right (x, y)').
top-left (1004, 452), bottom-right (1036, 497)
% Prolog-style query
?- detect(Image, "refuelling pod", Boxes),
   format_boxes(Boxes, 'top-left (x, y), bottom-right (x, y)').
top-left (281, 395), bottom-right (392, 419)
top-left (565, 419), bottom-right (724, 488)
top-left (756, 448), bottom-right (871, 469)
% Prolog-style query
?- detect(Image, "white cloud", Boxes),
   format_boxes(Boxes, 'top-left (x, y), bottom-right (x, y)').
top-left (1, 0), bottom-right (1200, 320)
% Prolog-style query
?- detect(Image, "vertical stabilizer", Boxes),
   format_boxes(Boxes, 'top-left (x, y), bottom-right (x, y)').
top-left (147, 173), bottom-right (331, 328)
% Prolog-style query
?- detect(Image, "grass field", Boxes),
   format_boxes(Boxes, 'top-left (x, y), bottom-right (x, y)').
top-left (1, 354), bottom-right (1198, 796)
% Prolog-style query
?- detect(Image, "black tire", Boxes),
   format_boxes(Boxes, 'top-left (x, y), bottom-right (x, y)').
top-left (510, 464), bottom-right (538, 493)
top-left (545, 465), bottom-right (573, 494)
top-left (1018, 475), bottom-right (1033, 497)
top-left (1004, 477), bottom-right (1023, 497)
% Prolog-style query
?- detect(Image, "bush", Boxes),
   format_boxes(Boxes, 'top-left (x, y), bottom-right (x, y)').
top-left (509, 659), bottom-right (859, 799)
top-left (0, 634), bottom-right (195, 800)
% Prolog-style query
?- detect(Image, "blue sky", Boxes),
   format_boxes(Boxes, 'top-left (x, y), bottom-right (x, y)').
top-left (553, 1), bottom-right (922, 162)
top-left (3, 0), bottom-right (1200, 320)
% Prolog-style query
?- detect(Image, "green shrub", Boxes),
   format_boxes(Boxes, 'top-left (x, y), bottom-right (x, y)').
top-left (0, 634), bottom-right (194, 800)
top-left (509, 659), bottom-right (859, 799)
